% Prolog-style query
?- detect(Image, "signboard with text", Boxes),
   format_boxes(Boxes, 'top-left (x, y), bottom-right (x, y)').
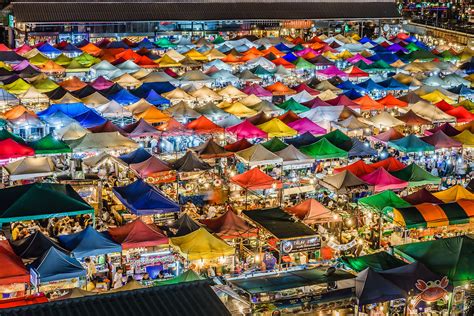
top-left (280, 236), bottom-right (321, 254)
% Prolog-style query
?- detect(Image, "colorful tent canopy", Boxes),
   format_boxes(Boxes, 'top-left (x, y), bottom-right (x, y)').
top-left (192, 138), bottom-right (232, 159)
top-left (171, 150), bottom-right (212, 172)
top-left (10, 230), bottom-right (68, 260)
top-left (170, 227), bottom-right (234, 260)
top-left (200, 209), bottom-right (257, 239)
top-left (402, 188), bottom-right (443, 205)
top-left (261, 137), bottom-right (288, 153)
top-left (360, 167), bottom-right (408, 192)
top-left (320, 170), bottom-right (368, 193)
top-left (299, 138), bottom-right (348, 160)
top-left (30, 247), bottom-right (85, 283)
top-left (388, 135), bottom-right (435, 153)
top-left (433, 185), bottom-right (474, 203)
top-left (4, 157), bottom-right (56, 181)
top-left (341, 251), bottom-right (406, 272)
top-left (275, 144), bottom-right (314, 167)
top-left (27, 133), bottom-right (72, 154)
top-left (130, 156), bottom-right (172, 178)
top-left (235, 144), bottom-right (283, 166)
top-left (420, 130), bottom-right (462, 149)
top-left (370, 157), bottom-right (406, 172)
top-left (356, 268), bottom-right (407, 306)
top-left (287, 118), bottom-right (326, 135)
top-left (58, 226), bottom-right (121, 258)
top-left (231, 167), bottom-right (282, 190)
top-left (0, 240), bottom-right (30, 285)
top-left (186, 115), bottom-right (224, 134)
top-left (0, 139), bottom-right (34, 161)
top-left (285, 198), bottom-right (337, 224)
top-left (108, 218), bottom-right (168, 249)
top-left (359, 190), bottom-right (412, 214)
top-left (113, 179), bottom-right (180, 215)
top-left (391, 163), bottom-right (441, 187)
top-left (257, 118), bottom-right (298, 137)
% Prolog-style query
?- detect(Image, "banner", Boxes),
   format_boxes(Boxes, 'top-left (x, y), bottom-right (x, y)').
top-left (281, 236), bottom-right (321, 254)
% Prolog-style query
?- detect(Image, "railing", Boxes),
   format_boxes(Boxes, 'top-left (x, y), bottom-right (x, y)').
top-left (408, 18), bottom-right (474, 35)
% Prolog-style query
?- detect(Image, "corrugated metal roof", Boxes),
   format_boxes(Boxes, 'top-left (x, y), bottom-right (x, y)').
top-left (13, 1), bottom-right (400, 22)
top-left (0, 280), bottom-right (231, 316)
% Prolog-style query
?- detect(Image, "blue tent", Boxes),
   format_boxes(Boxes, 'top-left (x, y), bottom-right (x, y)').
top-left (378, 53), bottom-right (401, 64)
top-left (111, 89), bottom-right (140, 105)
top-left (367, 54), bottom-right (381, 62)
top-left (30, 247), bottom-right (86, 284)
top-left (58, 226), bottom-right (121, 258)
top-left (337, 80), bottom-right (363, 92)
top-left (378, 78), bottom-right (410, 91)
top-left (131, 82), bottom-right (175, 97)
top-left (113, 179), bottom-right (180, 215)
top-left (372, 45), bottom-right (388, 53)
top-left (348, 138), bottom-right (377, 158)
top-left (356, 268), bottom-right (406, 306)
top-left (344, 89), bottom-right (363, 100)
top-left (359, 37), bottom-right (377, 46)
top-left (60, 43), bottom-right (83, 55)
top-left (274, 43), bottom-right (291, 53)
top-left (448, 85), bottom-right (474, 96)
top-left (37, 43), bottom-right (62, 56)
top-left (118, 148), bottom-right (152, 164)
top-left (74, 39), bottom-right (90, 48)
top-left (146, 90), bottom-right (171, 106)
top-left (107, 41), bottom-right (129, 49)
top-left (357, 78), bottom-right (384, 92)
top-left (285, 132), bottom-right (318, 148)
top-left (137, 38), bottom-right (156, 50)
top-left (73, 109), bottom-right (107, 128)
top-left (282, 53), bottom-right (298, 63)
top-left (38, 102), bottom-right (90, 118)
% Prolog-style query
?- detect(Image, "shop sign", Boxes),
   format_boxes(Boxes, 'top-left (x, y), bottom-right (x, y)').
top-left (280, 236), bottom-right (320, 254)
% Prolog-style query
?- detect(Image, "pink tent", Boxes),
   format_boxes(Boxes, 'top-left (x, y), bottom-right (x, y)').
top-left (346, 54), bottom-right (373, 64)
top-left (360, 167), bottom-right (408, 192)
top-left (294, 48), bottom-right (318, 57)
top-left (303, 97), bottom-right (333, 108)
top-left (287, 118), bottom-right (326, 135)
top-left (294, 83), bottom-right (319, 96)
top-left (226, 120), bottom-right (267, 139)
top-left (242, 84), bottom-right (273, 97)
top-left (91, 76), bottom-right (115, 90)
top-left (316, 66), bottom-right (348, 80)
top-left (326, 95), bottom-right (360, 109)
top-left (14, 44), bottom-right (32, 55)
top-left (12, 60), bottom-right (36, 72)
top-left (130, 156), bottom-right (172, 178)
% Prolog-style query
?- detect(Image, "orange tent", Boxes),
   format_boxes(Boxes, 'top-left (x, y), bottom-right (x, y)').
top-left (186, 115), bottom-right (224, 134)
top-left (116, 49), bottom-right (141, 62)
top-left (59, 76), bottom-right (88, 91)
top-left (136, 55), bottom-right (158, 68)
top-left (240, 53), bottom-right (262, 62)
top-left (377, 94), bottom-right (408, 108)
top-left (262, 47), bottom-right (284, 57)
top-left (370, 157), bottom-right (406, 172)
top-left (221, 54), bottom-right (242, 63)
top-left (310, 42), bottom-right (327, 51)
top-left (272, 57), bottom-right (296, 68)
top-left (266, 82), bottom-right (296, 95)
top-left (243, 47), bottom-right (264, 56)
top-left (80, 43), bottom-right (102, 56)
top-left (3, 105), bottom-right (37, 120)
top-left (333, 160), bottom-right (375, 177)
top-left (301, 51), bottom-right (318, 60)
top-left (354, 95), bottom-right (384, 111)
top-left (285, 199), bottom-right (339, 224)
top-left (40, 60), bottom-right (65, 74)
top-left (230, 167), bottom-right (282, 190)
top-left (157, 118), bottom-right (192, 136)
top-left (135, 107), bottom-right (171, 124)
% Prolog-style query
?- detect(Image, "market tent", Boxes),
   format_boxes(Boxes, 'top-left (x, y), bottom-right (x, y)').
top-left (0, 240), bottom-right (30, 285)
top-left (285, 198), bottom-right (338, 225)
top-left (452, 130), bottom-right (474, 148)
top-left (388, 135), bottom-right (435, 153)
top-left (27, 134), bottom-right (71, 155)
top-left (95, 100), bottom-right (132, 118)
top-left (10, 230), bottom-right (68, 260)
top-left (370, 157), bottom-right (406, 172)
top-left (58, 226), bottom-right (121, 258)
top-left (257, 118), bottom-right (298, 137)
top-left (299, 138), bottom-right (348, 160)
top-left (369, 112), bottom-right (404, 129)
top-left (113, 179), bottom-right (180, 215)
top-left (242, 207), bottom-right (317, 239)
top-left (30, 247), bottom-right (85, 283)
top-left (353, 95), bottom-right (384, 111)
top-left (394, 236), bottom-right (474, 285)
top-left (171, 150), bottom-right (212, 172)
top-left (55, 122), bottom-right (90, 141)
top-left (164, 102), bottom-right (201, 122)
top-left (420, 130), bottom-right (462, 149)
top-left (170, 227), bottom-right (234, 260)
top-left (371, 127), bottom-right (404, 143)
top-left (122, 119), bottom-right (160, 138)
top-left (433, 185), bottom-right (474, 203)
top-left (135, 106), bottom-right (171, 124)
top-left (170, 214), bottom-right (200, 237)
top-left (235, 144), bottom-right (283, 166)
top-left (157, 118), bottom-right (192, 136)
top-left (0, 139), bottom-right (34, 161)
top-left (224, 139), bottom-right (252, 152)
top-left (118, 147), bottom-right (151, 165)
top-left (275, 145), bottom-right (314, 167)
top-left (4, 157), bottom-right (56, 181)
top-left (186, 116), bottom-right (224, 134)
top-left (230, 167), bottom-right (282, 190)
top-left (130, 156), bottom-right (172, 178)
top-left (66, 132), bottom-right (138, 152)
top-left (348, 138), bottom-right (378, 158)
top-left (246, 111), bottom-right (272, 125)
top-left (334, 160), bottom-right (375, 177)
top-left (359, 190), bottom-right (411, 214)
top-left (277, 98), bottom-right (309, 114)
top-left (278, 110), bottom-right (301, 124)
top-left (341, 251), bottom-right (406, 272)
top-left (377, 94), bottom-right (407, 108)
top-left (409, 101), bottom-right (455, 123)
top-left (200, 209), bottom-right (257, 239)
top-left (287, 118), bottom-right (326, 135)
top-left (396, 110), bottom-right (431, 126)
top-left (284, 131), bottom-right (319, 148)
top-left (391, 163), bottom-right (441, 187)
top-left (320, 170), bottom-right (368, 193)
top-left (356, 268), bottom-right (406, 306)
top-left (192, 138), bottom-right (232, 159)
top-left (360, 167), bottom-right (408, 192)
top-left (402, 188), bottom-right (443, 205)
top-left (221, 101), bottom-right (257, 117)
top-left (156, 270), bottom-right (203, 286)
top-left (426, 122), bottom-right (461, 137)
top-left (261, 137), bottom-right (288, 152)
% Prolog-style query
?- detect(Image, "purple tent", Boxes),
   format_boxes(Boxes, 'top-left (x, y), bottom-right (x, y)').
top-left (242, 84), bottom-right (273, 97)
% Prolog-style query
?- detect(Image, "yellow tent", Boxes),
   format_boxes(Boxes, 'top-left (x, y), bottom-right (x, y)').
top-left (452, 130), bottom-right (474, 148)
top-left (322, 51), bottom-right (340, 61)
top-left (257, 118), bottom-right (298, 137)
top-left (421, 90), bottom-right (455, 104)
top-left (162, 88), bottom-right (195, 102)
top-left (222, 101), bottom-right (257, 117)
top-left (4, 79), bottom-right (31, 95)
top-left (157, 54), bottom-right (182, 68)
top-left (135, 106), bottom-right (171, 123)
top-left (204, 48), bottom-right (226, 60)
top-left (433, 185), bottom-right (474, 203)
top-left (112, 73), bottom-right (142, 89)
top-left (184, 48), bottom-right (207, 61)
top-left (240, 94), bottom-right (262, 107)
top-left (170, 227), bottom-right (234, 260)
top-left (337, 50), bottom-right (354, 60)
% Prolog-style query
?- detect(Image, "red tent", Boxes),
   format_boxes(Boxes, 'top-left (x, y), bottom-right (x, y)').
top-left (186, 116), bottom-right (224, 134)
top-left (224, 139), bottom-right (252, 152)
top-left (0, 139), bottom-right (34, 161)
top-left (230, 168), bottom-right (282, 190)
top-left (157, 118), bottom-right (192, 136)
top-left (360, 167), bottom-right (408, 192)
top-left (446, 107), bottom-right (474, 123)
top-left (88, 120), bottom-right (127, 135)
top-left (265, 82), bottom-right (296, 96)
top-left (435, 100), bottom-right (455, 112)
top-left (326, 95), bottom-right (360, 109)
top-left (333, 160), bottom-right (375, 177)
top-left (303, 97), bottom-right (332, 108)
top-left (0, 294), bottom-right (47, 309)
top-left (345, 66), bottom-right (369, 78)
top-left (370, 157), bottom-right (406, 172)
top-left (130, 156), bottom-right (172, 178)
top-left (108, 218), bottom-right (168, 249)
top-left (370, 127), bottom-right (404, 143)
top-left (377, 94), bottom-right (408, 108)
top-left (354, 95), bottom-right (384, 111)
top-left (285, 199), bottom-right (340, 224)
top-left (402, 188), bottom-right (443, 205)
top-left (278, 110), bottom-right (301, 124)
top-left (293, 83), bottom-right (319, 96)
top-left (425, 122), bottom-right (460, 137)
top-left (0, 240), bottom-right (29, 285)
top-left (200, 209), bottom-right (257, 239)
top-left (420, 130), bottom-right (462, 149)
top-left (226, 120), bottom-right (267, 139)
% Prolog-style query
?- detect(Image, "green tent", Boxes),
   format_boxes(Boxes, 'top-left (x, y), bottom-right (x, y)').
top-left (4, 79), bottom-right (31, 94)
top-left (66, 59), bottom-right (90, 73)
top-left (439, 50), bottom-right (459, 61)
top-left (390, 163), bottom-right (441, 187)
top-left (33, 78), bottom-right (60, 93)
top-left (388, 135), bottom-right (435, 153)
top-left (368, 60), bottom-right (393, 72)
top-left (262, 137), bottom-right (288, 152)
top-left (358, 190), bottom-right (411, 214)
top-left (252, 65), bottom-right (274, 77)
top-left (277, 98), bottom-right (309, 114)
top-left (299, 138), bottom-right (348, 159)
top-left (293, 57), bottom-right (316, 70)
top-left (0, 183), bottom-right (94, 223)
top-left (73, 53), bottom-right (99, 67)
top-left (155, 270), bottom-right (203, 286)
top-left (291, 44), bottom-right (305, 51)
top-left (212, 36), bottom-right (225, 45)
top-left (54, 54), bottom-right (73, 66)
top-left (406, 49), bottom-right (437, 62)
top-left (316, 129), bottom-right (352, 150)
top-left (0, 119), bottom-right (7, 129)
top-left (394, 236), bottom-right (474, 285)
top-left (28, 133), bottom-right (72, 155)
top-left (404, 42), bottom-right (420, 52)
top-left (0, 128), bottom-right (25, 144)
top-left (155, 38), bottom-right (176, 48)
top-left (29, 53), bottom-right (49, 66)
top-left (340, 252), bottom-right (406, 272)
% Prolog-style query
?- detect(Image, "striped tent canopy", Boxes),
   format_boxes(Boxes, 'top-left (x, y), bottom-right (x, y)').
top-left (393, 200), bottom-right (474, 229)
